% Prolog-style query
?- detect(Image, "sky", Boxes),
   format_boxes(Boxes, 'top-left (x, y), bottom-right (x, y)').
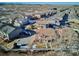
top-left (0, 2), bottom-right (79, 5)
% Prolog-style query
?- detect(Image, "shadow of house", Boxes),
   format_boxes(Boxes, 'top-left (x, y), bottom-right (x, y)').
top-left (59, 13), bottom-right (69, 26)
top-left (46, 24), bottom-right (58, 29)
top-left (18, 29), bottom-right (36, 38)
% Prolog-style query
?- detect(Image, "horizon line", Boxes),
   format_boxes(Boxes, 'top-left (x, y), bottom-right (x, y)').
top-left (0, 2), bottom-right (79, 5)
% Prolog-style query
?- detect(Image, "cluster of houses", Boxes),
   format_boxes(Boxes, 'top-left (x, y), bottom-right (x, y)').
top-left (0, 7), bottom-right (70, 41)
top-left (0, 6), bottom-right (78, 51)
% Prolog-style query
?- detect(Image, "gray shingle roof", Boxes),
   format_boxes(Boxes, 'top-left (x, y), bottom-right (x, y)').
top-left (0, 23), bottom-right (15, 34)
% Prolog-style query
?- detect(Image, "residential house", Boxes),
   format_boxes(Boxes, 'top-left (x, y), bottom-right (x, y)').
top-left (0, 23), bottom-right (23, 40)
top-left (14, 16), bottom-right (36, 27)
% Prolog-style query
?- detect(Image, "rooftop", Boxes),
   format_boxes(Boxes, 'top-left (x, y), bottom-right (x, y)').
top-left (0, 23), bottom-right (15, 34)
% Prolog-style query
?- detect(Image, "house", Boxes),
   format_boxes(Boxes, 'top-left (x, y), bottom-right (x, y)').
top-left (14, 18), bottom-right (36, 27)
top-left (0, 17), bottom-right (11, 24)
top-left (0, 23), bottom-right (23, 40)
top-left (35, 19), bottom-right (58, 29)
top-left (0, 7), bottom-right (7, 11)
top-left (13, 35), bottom-right (36, 49)
top-left (14, 18), bottom-right (24, 26)
top-left (33, 13), bottom-right (41, 18)
top-left (46, 20), bottom-right (60, 29)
